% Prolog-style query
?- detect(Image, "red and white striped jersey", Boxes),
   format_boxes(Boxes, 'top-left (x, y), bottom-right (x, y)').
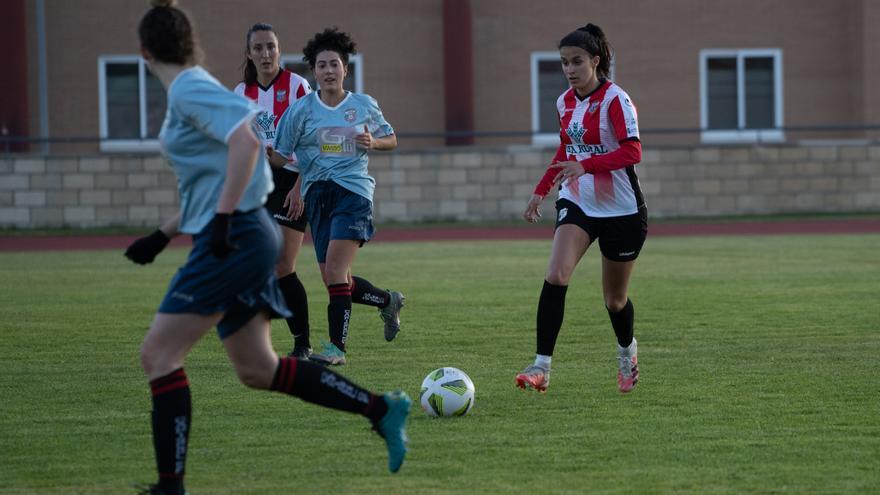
top-left (555, 80), bottom-right (644, 217)
top-left (234, 69), bottom-right (311, 171)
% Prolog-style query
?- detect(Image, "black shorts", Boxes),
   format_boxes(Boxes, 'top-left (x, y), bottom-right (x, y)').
top-left (555, 199), bottom-right (647, 262)
top-left (266, 168), bottom-right (307, 232)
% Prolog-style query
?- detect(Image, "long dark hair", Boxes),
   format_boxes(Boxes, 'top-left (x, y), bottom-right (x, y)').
top-left (558, 23), bottom-right (613, 79)
top-left (242, 22), bottom-right (275, 85)
top-left (138, 0), bottom-right (199, 65)
top-left (301, 27), bottom-right (356, 69)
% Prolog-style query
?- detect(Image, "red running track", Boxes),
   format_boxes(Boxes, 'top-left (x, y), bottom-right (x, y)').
top-left (1, 218), bottom-right (879, 252)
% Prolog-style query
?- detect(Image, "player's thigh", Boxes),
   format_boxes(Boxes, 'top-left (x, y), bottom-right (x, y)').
top-left (276, 226), bottom-right (305, 275)
top-left (601, 257), bottom-right (636, 310)
top-left (141, 312), bottom-right (221, 379)
top-left (545, 224), bottom-right (591, 285)
top-left (324, 239), bottom-right (360, 285)
top-left (221, 311), bottom-right (278, 389)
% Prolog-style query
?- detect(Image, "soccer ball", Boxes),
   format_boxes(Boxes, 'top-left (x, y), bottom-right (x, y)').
top-left (419, 367), bottom-right (475, 418)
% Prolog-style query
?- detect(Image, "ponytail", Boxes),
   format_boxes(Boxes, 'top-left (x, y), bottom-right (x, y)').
top-left (559, 22), bottom-right (613, 79)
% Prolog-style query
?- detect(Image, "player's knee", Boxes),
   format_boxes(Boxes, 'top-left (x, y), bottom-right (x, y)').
top-left (236, 366), bottom-right (272, 390)
top-left (275, 260), bottom-right (294, 278)
top-left (604, 295), bottom-right (628, 312)
top-left (545, 269), bottom-right (571, 286)
top-left (323, 266), bottom-right (348, 286)
top-left (140, 341), bottom-right (172, 376)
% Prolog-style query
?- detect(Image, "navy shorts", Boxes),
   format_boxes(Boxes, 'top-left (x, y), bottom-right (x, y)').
top-left (158, 208), bottom-right (292, 339)
top-left (305, 181), bottom-right (375, 263)
top-left (266, 168), bottom-right (308, 232)
top-left (555, 199), bottom-right (648, 262)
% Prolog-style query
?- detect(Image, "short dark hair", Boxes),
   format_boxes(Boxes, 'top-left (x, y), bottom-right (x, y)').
top-left (242, 23), bottom-right (276, 85)
top-left (558, 23), bottom-right (613, 79)
top-left (138, 0), bottom-right (199, 65)
top-left (302, 27), bottom-right (357, 69)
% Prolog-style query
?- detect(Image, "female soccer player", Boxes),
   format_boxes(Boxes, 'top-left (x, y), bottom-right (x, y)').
top-left (233, 23), bottom-right (313, 359)
top-left (271, 27), bottom-right (404, 366)
top-left (515, 23), bottom-right (647, 394)
top-left (124, 3), bottom-right (410, 492)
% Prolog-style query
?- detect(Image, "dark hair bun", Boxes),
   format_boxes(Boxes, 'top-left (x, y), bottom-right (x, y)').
top-left (150, 0), bottom-right (176, 8)
top-left (579, 23), bottom-right (605, 38)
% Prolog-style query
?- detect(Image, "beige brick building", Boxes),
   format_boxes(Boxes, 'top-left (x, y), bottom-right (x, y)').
top-left (7, 0), bottom-right (880, 151)
top-left (2, 0), bottom-right (879, 227)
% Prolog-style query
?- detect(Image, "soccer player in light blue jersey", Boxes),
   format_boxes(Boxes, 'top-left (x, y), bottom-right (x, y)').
top-left (125, 3), bottom-right (410, 493)
top-left (272, 27), bottom-right (405, 366)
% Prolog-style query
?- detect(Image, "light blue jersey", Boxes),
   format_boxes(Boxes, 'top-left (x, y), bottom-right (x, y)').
top-left (159, 66), bottom-right (273, 234)
top-left (273, 91), bottom-right (394, 201)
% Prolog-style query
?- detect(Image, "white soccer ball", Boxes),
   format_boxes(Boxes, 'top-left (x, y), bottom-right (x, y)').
top-left (419, 367), bottom-right (475, 418)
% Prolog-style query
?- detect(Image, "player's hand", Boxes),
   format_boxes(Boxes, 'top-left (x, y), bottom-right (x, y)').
top-left (551, 161), bottom-right (586, 186)
top-left (283, 188), bottom-right (304, 220)
top-left (209, 213), bottom-right (237, 258)
top-left (355, 125), bottom-right (374, 150)
top-left (266, 146), bottom-right (293, 168)
top-left (523, 194), bottom-right (544, 224)
top-left (124, 229), bottom-right (170, 265)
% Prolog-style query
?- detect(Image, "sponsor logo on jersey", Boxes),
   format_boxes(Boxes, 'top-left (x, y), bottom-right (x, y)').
top-left (255, 111), bottom-right (275, 132)
top-left (587, 101), bottom-right (599, 114)
top-left (318, 126), bottom-right (358, 156)
top-left (624, 97), bottom-right (633, 107)
top-left (344, 108), bottom-right (357, 123)
top-left (276, 89), bottom-right (287, 102)
top-left (566, 122), bottom-right (586, 141)
top-left (566, 143), bottom-right (608, 155)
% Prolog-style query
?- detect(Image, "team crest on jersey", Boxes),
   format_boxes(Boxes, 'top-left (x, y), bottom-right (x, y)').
top-left (587, 101), bottom-right (599, 114)
top-left (275, 90), bottom-right (287, 103)
top-left (344, 108), bottom-right (357, 123)
top-left (255, 111), bottom-right (275, 132)
top-left (566, 122), bottom-right (586, 142)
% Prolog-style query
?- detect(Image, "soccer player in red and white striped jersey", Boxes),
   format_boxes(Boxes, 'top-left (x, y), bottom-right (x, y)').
top-left (517, 23), bottom-right (646, 394)
top-left (234, 23), bottom-right (313, 359)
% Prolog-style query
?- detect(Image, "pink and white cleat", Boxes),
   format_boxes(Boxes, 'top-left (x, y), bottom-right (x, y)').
top-left (617, 338), bottom-right (639, 393)
top-left (515, 365), bottom-right (550, 392)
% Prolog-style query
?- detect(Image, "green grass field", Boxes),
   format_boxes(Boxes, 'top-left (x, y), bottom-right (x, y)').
top-left (1, 234), bottom-right (878, 494)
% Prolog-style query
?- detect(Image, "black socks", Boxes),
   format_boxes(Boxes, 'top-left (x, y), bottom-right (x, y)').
top-left (536, 280), bottom-right (568, 356)
top-left (149, 369), bottom-right (191, 495)
top-left (608, 298), bottom-right (634, 348)
top-left (350, 276), bottom-right (390, 308)
top-left (271, 357), bottom-right (387, 423)
top-left (327, 283), bottom-right (352, 351)
top-left (278, 272), bottom-right (310, 349)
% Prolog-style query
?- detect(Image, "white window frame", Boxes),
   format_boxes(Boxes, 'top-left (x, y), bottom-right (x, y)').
top-left (530, 51), bottom-right (616, 147)
top-left (97, 55), bottom-right (162, 152)
top-left (699, 48), bottom-right (784, 144)
top-left (280, 53), bottom-right (364, 93)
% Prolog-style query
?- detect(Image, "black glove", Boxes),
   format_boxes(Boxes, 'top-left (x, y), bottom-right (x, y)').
top-left (124, 229), bottom-right (170, 265)
top-left (209, 213), bottom-right (236, 258)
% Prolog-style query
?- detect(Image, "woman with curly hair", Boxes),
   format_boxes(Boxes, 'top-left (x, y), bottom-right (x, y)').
top-left (272, 27), bottom-right (405, 366)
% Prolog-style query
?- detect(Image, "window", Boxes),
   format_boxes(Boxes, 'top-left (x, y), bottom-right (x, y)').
top-left (98, 56), bottom-right (166, 151)
top-left (530, 52), bottom-right (616, 146)
top-left (281, 54), bottom-right (364, 93)
top-left (700, 49), bottom-right (783, 143)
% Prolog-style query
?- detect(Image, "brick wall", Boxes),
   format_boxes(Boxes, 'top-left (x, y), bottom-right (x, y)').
top-left (2, 145), bottom-right (879, 228)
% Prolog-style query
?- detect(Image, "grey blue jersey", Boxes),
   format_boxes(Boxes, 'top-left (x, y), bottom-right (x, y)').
top-left (273, 91), bottom-right (394, 201)
top-left (159, 66), bottom-right (273, 234)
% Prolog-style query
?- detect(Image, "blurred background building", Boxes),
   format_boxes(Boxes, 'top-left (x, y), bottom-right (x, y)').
top-left (1, 0), bottom-right (879, 226)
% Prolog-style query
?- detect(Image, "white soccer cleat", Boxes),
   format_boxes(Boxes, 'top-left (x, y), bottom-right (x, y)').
top-left (617, 338), bottom-right (639, 393)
